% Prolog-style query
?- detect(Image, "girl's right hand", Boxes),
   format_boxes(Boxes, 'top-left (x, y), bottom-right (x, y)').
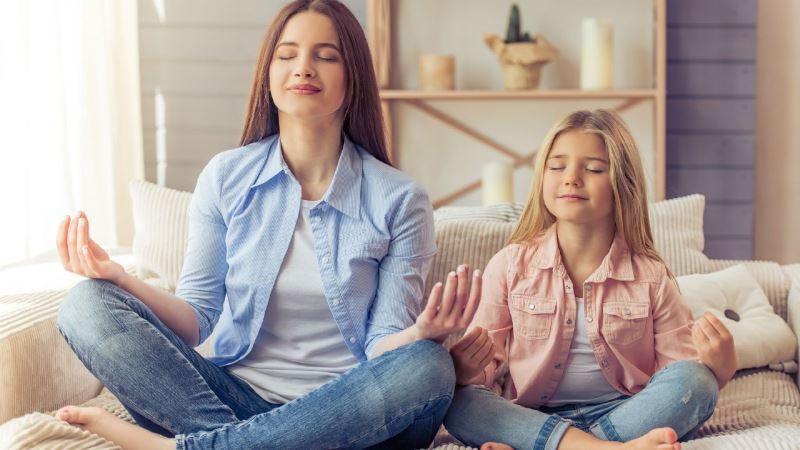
top-left (450, 326), bottom-right (495, 385)
top-left (56, 212), bottom-right (125, 284)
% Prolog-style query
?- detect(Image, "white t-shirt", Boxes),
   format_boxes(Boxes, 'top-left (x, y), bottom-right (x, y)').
top-left (546, 297), bottom-right (622, 406)
top-left (228, 200), bottom-right (359, 403)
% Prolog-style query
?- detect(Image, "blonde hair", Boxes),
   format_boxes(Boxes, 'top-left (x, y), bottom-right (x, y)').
top-left (508, 109), bottom-right (673, 279)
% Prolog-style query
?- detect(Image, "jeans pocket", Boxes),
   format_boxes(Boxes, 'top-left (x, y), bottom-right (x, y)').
top-left (509, 294), bottom-right (557, 340)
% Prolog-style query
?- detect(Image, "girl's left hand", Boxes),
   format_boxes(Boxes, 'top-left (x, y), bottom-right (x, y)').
top-left (692, 312), bottom-right (737, 389)
top-left (415, 264), bottom-right (482, 343)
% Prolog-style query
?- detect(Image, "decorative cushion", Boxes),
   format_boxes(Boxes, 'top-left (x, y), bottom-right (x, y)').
top-left (678, 265), bottom-right (797, 370)
top-left (129, 180), bottom-right (192, 293)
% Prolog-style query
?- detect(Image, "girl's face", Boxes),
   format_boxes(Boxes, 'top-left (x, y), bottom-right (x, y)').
top-left (542, 130), bottom-right (614, 226)
top-left (269, 11), bottom-right (346, 122)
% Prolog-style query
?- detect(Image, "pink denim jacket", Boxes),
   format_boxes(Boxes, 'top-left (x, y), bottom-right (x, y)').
top-left (473, 225), bottom-right (697, 408)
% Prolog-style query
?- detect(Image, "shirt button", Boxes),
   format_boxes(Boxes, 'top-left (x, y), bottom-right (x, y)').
top-left (587, 316), bottom-right (593, 323)
top-left (566, 318), bottom-right (573, 325)
top-left (528, 303), bottom-right (536, 311)
top-left (349, 337), bottom-right (356, 344)
top-left (322, 256), bottom-right (330, 264)
top-left (333, 298), bottom-right (341, 305)
top-left (313, 216), bottom-right (321, 224)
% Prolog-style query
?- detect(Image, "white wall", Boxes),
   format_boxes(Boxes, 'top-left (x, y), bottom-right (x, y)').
top-left (138, 0), bottom-right (657, 203)
top-left (754, 0), bottom-right (800, 264)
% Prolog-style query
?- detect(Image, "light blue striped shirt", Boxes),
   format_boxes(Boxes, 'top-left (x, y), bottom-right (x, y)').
top-left (176, 134), bottom-right (436, 365)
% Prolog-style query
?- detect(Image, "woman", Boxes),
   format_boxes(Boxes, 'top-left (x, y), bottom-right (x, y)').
top-left (54, 1), bottom-right (479, 448)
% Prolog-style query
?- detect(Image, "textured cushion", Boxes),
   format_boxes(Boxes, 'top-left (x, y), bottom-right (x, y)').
top-left (129, 180), bottom-right (192, 292)
top-left (678, 265), bottom-right (797, 370)
top-left (0, 290), bottom-right (102, 424)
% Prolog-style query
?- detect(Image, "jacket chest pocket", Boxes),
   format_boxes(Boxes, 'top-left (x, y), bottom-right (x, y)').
top-left (509, 294), bottom-right (557, 340)
top-left (601, 301), bottom-right (650, 345)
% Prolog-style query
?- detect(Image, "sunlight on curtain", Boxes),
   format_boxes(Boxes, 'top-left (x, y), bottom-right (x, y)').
top-left (0, 0), bottom-right (144, 268)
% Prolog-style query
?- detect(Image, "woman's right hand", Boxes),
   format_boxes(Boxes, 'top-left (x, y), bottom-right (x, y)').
top-left (450, 326), bottom-right (495, 385)
top-left (56, 212), bottom-right (125, 284)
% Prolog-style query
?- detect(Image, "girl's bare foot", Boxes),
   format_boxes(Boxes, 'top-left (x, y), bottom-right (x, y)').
top-left (481, 443), bottom-right (514, 450)
top-left (621, 427), bottom-right (680, 450)
top-left (56, 406), bottom-right (174, 450)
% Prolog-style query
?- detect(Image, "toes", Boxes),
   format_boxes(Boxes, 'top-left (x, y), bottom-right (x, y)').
top-left (55, 406), bottom-right (76, 423)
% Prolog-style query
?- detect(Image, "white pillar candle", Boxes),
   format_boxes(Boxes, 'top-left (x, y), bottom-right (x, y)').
top-left (482, 162), bottom-right (514, 205)
top-left (580, 18), bottom-right (614, 90)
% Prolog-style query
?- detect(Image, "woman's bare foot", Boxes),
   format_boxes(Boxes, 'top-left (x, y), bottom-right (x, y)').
top-left (481, 443), bottom-right (514, 450)
top-left (56, 406), bottom-right (174, 450)
top-left (621, 427), bottom-right (680, 450)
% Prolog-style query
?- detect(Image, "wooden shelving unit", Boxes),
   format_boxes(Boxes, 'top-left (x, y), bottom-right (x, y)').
top-left (367, 0), bottom-right (667, 207)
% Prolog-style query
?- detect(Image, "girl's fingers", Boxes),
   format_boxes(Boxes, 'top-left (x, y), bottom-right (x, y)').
top-left (476, 341), bottom-right (495, 368)
top-left (471, 330), bottom-right (493, 360)
top-left (704, 313), bottom-right (732, 339)
top-left (438, 271), bottom-right (458, 319)
top-left (460, 270), bottom-right (483, 327)
top-left (56, 216), bottom-right (71, 269)
top-left (452, 326), bottom-right (482, 352)
top-left (698, 316), bottom-right (721, 339)
top-left (463, 328), bottom-right (487, 358)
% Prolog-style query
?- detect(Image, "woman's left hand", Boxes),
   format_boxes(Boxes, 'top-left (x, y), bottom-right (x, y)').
top-left (414, 264), bottom-right (482, 343)
top-left (692, 312), bottom-right (737, 389)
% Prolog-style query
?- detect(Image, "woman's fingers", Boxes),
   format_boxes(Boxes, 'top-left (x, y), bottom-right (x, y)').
top-left (66, 213), bottom-right (81, 273)
top-left (56, 215), bottom-right (71, 270)
top-left (451, 265), bottom-right (469, 318)
top-left (438, 271), bottom-right (458, 319)
top-left (460, 270), bottom-right (483, 327)
top-left (420, 282), bottom-right (444, 323)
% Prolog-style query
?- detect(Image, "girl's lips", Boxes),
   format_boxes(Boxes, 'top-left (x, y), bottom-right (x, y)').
top-left (288, 84), bottom-right (321, 95)
top-left (558, 195), bottom-right (588, 201)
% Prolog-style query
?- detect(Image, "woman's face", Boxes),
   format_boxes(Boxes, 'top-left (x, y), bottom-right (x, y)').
top-left (269, 11), bottom-right (346, 122)
top-left (542, 130), bottom-right (615, 226)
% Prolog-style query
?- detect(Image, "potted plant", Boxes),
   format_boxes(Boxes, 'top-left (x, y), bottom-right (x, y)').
top-left (484, 3), bottom-right (558, 90)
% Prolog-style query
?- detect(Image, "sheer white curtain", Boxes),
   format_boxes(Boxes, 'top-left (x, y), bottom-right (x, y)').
top-left (0, 0), bottom-right (144, 268)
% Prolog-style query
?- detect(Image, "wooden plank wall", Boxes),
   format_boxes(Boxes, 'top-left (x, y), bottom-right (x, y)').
top-left (666, 0), bottom-right (757, 259)
top-left (137, 0), bottom-right (365, 192)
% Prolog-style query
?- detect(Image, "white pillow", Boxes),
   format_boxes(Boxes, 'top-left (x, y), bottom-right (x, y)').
top-left (678, 264), bottom-right (797, 370)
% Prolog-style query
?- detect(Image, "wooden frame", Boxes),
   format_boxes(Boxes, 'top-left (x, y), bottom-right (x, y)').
top-left (367, 0), bottom-right (667, 207)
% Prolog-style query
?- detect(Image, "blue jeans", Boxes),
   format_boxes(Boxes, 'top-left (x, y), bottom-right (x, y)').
top-left (444, 360), bottom-right (719, 450)
top-left (58, 279), bottom-right (455, 449)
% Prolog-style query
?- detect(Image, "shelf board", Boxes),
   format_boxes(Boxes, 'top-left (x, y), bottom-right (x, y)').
top-left (380, 89), bottom-right (657, 101)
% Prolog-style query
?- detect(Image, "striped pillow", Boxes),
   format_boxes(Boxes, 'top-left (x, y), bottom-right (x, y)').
top-left (129, 180), bottom-right (192, 293)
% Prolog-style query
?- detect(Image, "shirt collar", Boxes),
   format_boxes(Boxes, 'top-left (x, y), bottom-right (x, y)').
top-left (533, 225), bottom-right (635, 281)
top-left (249, 134), bottom-right (362, 219)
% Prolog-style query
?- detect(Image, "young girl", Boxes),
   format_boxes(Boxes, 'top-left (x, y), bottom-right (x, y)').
top-left (53, 1), bottom-right (480, 448)
top-left (445, 109), bottom-right (737, 450)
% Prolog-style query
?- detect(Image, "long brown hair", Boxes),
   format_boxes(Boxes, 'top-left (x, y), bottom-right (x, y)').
top-left (239, 0), bottom-right (390, 165)
top-left (508, 109), bottom-right (674, 279)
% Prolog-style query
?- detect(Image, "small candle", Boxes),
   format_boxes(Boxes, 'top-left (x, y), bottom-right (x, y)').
top-left (580, 18), bottom-right (614, 90)
top-left (482, 162), bottom-right (514, 205)
top-left (419, 54), bottom-right (456, 90)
